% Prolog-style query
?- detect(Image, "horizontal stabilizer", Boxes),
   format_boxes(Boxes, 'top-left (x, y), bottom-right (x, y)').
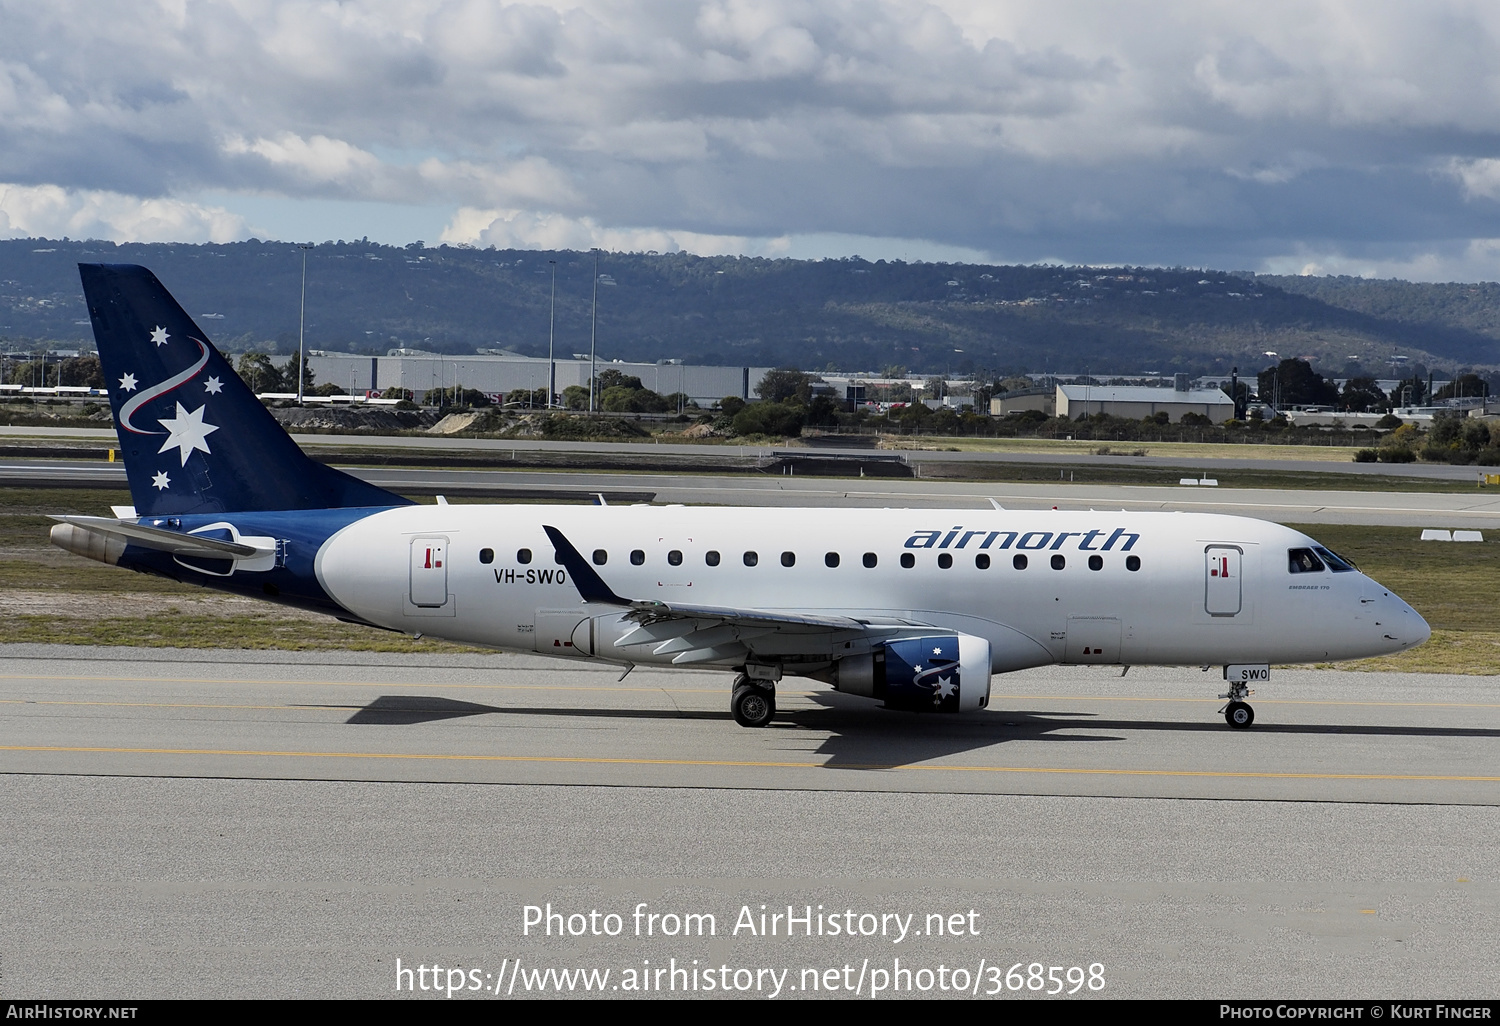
top-left (49, 515), bottom-right (261, 558)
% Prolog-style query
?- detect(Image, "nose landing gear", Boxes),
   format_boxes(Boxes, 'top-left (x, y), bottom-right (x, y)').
top-left (731, 673), bottom-right (776, 727)
top-left (1218, 680), bottom-right (1255, 729)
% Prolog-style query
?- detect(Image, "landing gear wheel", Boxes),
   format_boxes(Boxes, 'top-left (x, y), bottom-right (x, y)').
top-left (1224, 701), bottom-right (1254, 729)
top-left (731, 684), bottom-right (776, 727)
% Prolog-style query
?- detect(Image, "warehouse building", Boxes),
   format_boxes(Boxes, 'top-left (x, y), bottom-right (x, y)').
top-left (304, 351), bottom-right (772, 406)
top-left (1055, 379), bottom-right (1235, 423)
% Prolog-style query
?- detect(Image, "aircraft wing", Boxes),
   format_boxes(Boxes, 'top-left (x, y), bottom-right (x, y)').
top-left (543, 524), bottom-right (895, 665)
top-left (49, 515), bottom-right (261, 558)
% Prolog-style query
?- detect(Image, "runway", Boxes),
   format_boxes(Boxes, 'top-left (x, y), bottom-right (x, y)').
top-left (2, 645), bottom-right (1498, 998)
top-left (10, 457), bottom-right (1500, 526)
top-left (1, 424), bottom-right (1487, 481)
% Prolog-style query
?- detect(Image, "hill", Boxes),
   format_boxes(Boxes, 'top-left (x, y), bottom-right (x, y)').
top-left (4, 238), bottom-right (1500, 377)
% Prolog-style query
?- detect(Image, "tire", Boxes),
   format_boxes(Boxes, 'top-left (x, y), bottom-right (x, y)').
top-left (1225, 701), bottom-right (1255, 729)
top-left (731, 684), bottom-right (775, 727)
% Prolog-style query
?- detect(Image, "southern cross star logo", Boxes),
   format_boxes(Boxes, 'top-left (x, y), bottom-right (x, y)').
top-left (157, 402), bottom-right (219, 466)
top-left (152, 471), bottom-right (170, 490)
top-left (204, 376), bottom-right (222, 394)
top-left (118, 373), bottom-right (138, 392)
top-left (150, 326), bottom-right (169, 347)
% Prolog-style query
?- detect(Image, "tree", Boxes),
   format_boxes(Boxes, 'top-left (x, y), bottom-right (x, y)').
top-left (755, 367), bottom-right (812, 404)
top-left (1257, 359), bottom-right (1338, 407)
top-left (58, 355), bottom-right (104, 388)
top-left (1340, 376), bottom-right (1388, 412)
top-left (1433, 373), bottom-right (1489, 401)
top-left (595, 368), bottom-right (644, 393)
top-left (236, 352), bottom-right (284, 393)
top-left (732, 402), bottom-right (805, 437)
top-left (1391, 375), bottom-right (1427, 406)
top-left (283, 353), bottom-right (316, 394)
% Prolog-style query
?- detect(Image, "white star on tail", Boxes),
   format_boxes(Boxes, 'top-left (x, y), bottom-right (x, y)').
top-left (152, 471), bottom-right (170, 490)
top-left (156, 402), bottom-right (219, 466)
top-left (118, 373), bottom-right (138, 392)
top-left (204, 376), bottom-right (222, 394)
top-left (150, 326), bottom-right (169, 347)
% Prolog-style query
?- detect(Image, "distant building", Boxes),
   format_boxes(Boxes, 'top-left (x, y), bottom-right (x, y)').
top-left (990, 386), bottom-right (1056, 417)
top-left (1055, 382), bottom-right (1235, 423)
top-left (304, 352), bottom-right (771, 405)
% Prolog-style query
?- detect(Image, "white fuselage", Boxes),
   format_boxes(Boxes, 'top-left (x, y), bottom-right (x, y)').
top-left (314, 505), bottom-right (1429, 673)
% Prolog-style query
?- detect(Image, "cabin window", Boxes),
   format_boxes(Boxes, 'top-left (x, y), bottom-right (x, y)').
top-left (781, 551), bottom-right (796, 567)
top-left (743, 551), bottom-right (758, 567)
top-left (1088, 554), bottom-right (1103, 571)
top-left (863, 552), bottom-right (877, 568)
top-left (1126, 555), bottom-right (1141, 572)
top-left (1314, 546), bottom-right (1357, 572)
top-left (1051, 554), bottom-right (1066, 570)
top-left (1288, 548), bottom-right (1325, 574)
top-left (1013, 554), bottom-right (1028, 570)
top-left (900, 553), bottom-right (915, 568)
top-left (479, 548), bottom-right (494, 564)
top-left (517, 548), bottom-right (532, 565)
top-left (937, 553), bottom-right (952, 569)
top-left (976, 553), bottom-right (990, 569)
top-left (667, 549), bottom-right (683, 566)
top-left (630, 549), bottom-right (645, 565)
top-left (592, 549), bottom-right (607, 566)
top-left (705, 550), bottom-right (721, 566)
top-left (825, 552), bottom-right (840, 568)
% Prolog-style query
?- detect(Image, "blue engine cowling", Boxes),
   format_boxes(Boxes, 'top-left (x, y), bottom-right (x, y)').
top-left (834, 633), bottom-right (992, 713)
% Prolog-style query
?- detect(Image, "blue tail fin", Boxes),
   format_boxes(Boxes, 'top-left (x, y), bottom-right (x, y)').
top-left (79, 263), bottom-right (412, 516)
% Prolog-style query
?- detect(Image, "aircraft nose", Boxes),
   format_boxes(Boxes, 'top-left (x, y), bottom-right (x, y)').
top-left (1407, 605), bottom-right (1432, 647)
top-left (1385, 594), bottom-right (1430, 649)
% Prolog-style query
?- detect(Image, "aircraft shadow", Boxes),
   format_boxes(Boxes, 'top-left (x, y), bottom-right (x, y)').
top-left (326, 693), bottom-right (1500, 772)
top-left (787, 691), bottom-right (1500, 769)
top-left (331, 695), bottom-right (725, 725)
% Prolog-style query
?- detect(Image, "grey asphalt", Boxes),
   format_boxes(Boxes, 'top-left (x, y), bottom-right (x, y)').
top-left (2, 645), bottom-right (1497, 999)
top-left (1, 424), bottom-right (1489, 479)
top-left (10, 458), bottom-right (1500, 526)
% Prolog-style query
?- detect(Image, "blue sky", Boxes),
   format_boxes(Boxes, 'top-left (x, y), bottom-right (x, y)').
top-left (6, 1), bottom-right (1500, 279)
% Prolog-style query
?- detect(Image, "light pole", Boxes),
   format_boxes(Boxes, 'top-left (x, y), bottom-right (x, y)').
top-left (297, 243), bottom-right (312, 404)
top-left (548, 259), bottom-right (557, 408)
top-left (589, 248), bottom-right (600, 414)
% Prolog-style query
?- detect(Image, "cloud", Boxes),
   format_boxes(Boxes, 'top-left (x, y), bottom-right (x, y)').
top-left (1447, 157), bottom-right (1500, 202)
top-left (1260, 239), bottom-right (1500, 283)
top-left (0, 182), bottom-right (247, 243)
top-left (7, 2), bottom-right (1500, 275)
top-left (440, 206), bottom-right (767, 256)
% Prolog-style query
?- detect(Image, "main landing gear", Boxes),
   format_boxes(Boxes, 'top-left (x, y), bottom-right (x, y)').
top-left (730, 673), bottom-right (776, 727)
top-left (1218, 680), bottom-right (1255, 729)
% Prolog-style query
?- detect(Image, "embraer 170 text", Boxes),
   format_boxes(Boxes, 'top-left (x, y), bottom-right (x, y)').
top-left (50, 265), bottom-right (1430, 729)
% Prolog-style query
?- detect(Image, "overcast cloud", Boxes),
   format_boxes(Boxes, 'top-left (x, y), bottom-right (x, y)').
top-left (4, 0), bottom-right (1500, 278)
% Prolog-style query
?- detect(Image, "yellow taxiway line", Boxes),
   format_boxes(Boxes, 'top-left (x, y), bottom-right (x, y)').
top-left (3, 744), bottom-right (1500, 782)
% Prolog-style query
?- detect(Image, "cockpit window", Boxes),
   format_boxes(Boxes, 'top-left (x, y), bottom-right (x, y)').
top-left (1288, 548), bottom-right (1325, 574)
top-left (1313, 546), bottom-right (1357, 572)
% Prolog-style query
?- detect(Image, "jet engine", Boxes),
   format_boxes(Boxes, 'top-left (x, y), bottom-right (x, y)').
top-left (833, 633), bottom-right (991, 713)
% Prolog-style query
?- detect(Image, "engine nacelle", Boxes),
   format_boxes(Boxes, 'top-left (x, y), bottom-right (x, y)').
top-left (49, 522), bottom-right (125, 565)
top-left (834, 633), bottom-right (991, 713)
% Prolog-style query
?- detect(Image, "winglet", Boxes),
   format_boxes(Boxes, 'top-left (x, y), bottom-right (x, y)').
top-left (543, 525), bottom-right (631, 605)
